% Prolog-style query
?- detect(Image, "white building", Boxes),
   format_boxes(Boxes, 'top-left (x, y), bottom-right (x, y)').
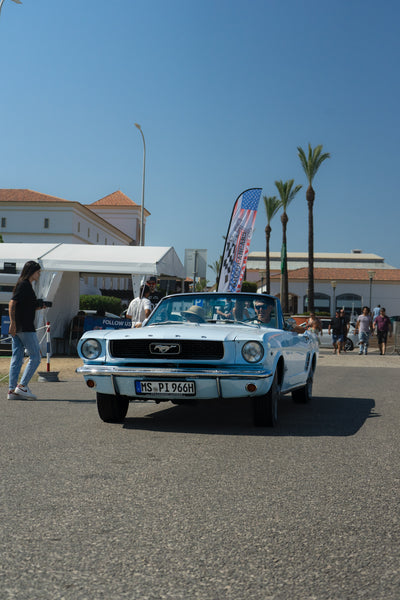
top-left (246, 250), bottom-right (400, 316)
top-left (0, 188), bottom-right (151, 298)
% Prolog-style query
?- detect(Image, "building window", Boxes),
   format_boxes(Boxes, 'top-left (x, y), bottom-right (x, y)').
top-left (1, 218), bottom-right (6, 228)
top-left (336, 294), bottom-right (362, 316)
top-left (96, 233), bottom-right (99, 243)
top-left (105, 238), bottom-right (108, 245)
top-left (44, 218), bottom-right (49, 229)
top-left (78, 222), bottom-right (80, 232)
top-left (303, 292), bottom-right (331, 314)
top-left (88, 228), bottom-right (90, 238)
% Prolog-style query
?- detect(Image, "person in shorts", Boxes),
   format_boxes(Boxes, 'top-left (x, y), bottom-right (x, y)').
top-left (373, 307), bottom-right (392, 355)
top-left (328, 309), bottom-right (345, 354)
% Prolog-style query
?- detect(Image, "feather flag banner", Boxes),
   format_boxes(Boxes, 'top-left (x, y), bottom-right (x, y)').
top-left (217, 188), bottom-right (262, 292)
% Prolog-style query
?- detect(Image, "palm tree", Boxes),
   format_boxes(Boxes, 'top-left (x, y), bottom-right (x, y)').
top-left (297, 143), bottom-right (330, 313)
top-left (274, 179), bottom-right (302, 314)
top-left (262, 195), bottom-right (281, 294)
top-left (209, 257), bottom-right (222, 288)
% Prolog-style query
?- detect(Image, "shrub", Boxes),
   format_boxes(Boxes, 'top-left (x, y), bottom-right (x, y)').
top-left (241, 281), bottom-right (258, 292)
top-left (79, 295), bottom-right (122, 315)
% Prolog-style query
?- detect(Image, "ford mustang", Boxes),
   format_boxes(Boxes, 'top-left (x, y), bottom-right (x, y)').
top-left (77, 292), bottom-right (318, 427)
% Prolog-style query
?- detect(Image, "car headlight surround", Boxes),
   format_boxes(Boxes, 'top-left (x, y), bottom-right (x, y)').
top-left (81, 338), bottom-right (102, 359)
top-left (242, 341), bottom-right (264, 363)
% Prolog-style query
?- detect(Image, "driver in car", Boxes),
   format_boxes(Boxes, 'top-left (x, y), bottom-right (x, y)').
top-left (253, 300), bottom-right (275, 326)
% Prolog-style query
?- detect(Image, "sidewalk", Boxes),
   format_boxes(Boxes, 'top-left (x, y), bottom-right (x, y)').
top-left (318, 347), bottom-right (399, 368)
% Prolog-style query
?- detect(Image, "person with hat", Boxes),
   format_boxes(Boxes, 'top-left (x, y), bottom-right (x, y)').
top-left (181, 305), bottom-right (206, 323)
top-left (8, 260), bottom-right (47, 400)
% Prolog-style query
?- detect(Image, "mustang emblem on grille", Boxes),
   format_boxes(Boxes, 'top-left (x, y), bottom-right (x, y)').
top-left (150, 343), bottom-right (181, 355)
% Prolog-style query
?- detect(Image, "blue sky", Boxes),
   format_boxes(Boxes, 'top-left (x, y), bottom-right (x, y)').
top-left (1, 0), bottom-right (400, 282)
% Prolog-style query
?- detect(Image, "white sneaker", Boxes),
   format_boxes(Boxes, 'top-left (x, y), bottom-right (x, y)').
top-left (7, 389), bottom-right (20, 400)
top-left (14, 385), bottom-right (37, 400)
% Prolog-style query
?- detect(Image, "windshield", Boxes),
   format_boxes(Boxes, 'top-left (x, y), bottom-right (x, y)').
top-left (145, 293), bottom-right (280, 328)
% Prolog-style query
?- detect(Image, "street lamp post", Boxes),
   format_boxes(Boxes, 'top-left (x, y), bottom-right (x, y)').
top-left (368, 270), bottom-right (375, 308)
top-left (0, 0), bottom-right (22, 17)
top-left (330, 280), bottom-right (337, 316)
top-left (134, 123), bottom-right (146, 246)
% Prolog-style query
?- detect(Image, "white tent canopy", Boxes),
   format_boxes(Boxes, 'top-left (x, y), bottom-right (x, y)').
top-left (0, 243), bottom-right (185, 278)
top-left (0, 243), bottom-right (185, 347)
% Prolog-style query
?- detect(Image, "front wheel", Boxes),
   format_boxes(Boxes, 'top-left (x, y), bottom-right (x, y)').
top-left (292, 372), bottom-right (313, 404)
top-left (97, 392), bottom-right (129, 423)
top-left (253, 371), bottom-right (280, 427)
top-left (344, 338), bottom-right (354, 351)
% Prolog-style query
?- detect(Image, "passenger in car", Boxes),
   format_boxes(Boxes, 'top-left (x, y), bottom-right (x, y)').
top-left (181, 305), bottom-right (206, 323)
top-left (215, 299), bottom-right (234, 320)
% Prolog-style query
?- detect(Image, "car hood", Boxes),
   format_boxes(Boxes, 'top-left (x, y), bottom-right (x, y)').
top-left (82, 322), bottom-right (273, 343)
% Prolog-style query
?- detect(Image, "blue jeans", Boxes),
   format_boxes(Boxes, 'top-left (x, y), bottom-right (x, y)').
top-left (9, 332), bottom-right (41, 390)
top-left (359, 331), bottom-right (370, 346)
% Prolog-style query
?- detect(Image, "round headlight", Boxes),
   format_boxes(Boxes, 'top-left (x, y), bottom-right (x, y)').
top-left (242, 341), bottom-right (264, 363)
top-left (81, 338), bottom-right (102, 359)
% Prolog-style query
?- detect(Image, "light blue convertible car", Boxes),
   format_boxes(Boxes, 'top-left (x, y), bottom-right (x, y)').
top-left (77, 292), bottom-right (318, 427)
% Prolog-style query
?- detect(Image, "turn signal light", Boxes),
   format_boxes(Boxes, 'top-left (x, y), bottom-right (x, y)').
top-left (86, 379), bottom-right (96, 388)
top-left (246, 383), bottom-right (257, 393)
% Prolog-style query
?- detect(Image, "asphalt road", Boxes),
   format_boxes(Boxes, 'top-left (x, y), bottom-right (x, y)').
top-left (1, 363), bottom-right (399, 600)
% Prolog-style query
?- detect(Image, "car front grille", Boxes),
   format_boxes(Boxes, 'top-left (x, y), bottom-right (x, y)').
top-left (109, 339), bottom-right (224, 360)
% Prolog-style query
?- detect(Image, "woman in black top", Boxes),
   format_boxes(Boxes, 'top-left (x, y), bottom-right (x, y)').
top-left (8, 261), bottom-right (45, 400)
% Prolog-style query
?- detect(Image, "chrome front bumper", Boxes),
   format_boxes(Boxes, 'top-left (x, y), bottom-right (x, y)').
top-left (77, 364), bottom-right (273, 380)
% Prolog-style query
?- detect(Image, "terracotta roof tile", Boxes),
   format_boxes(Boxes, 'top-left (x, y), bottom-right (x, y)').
top-left (0, 189), bottom-right (70, 203)
top-left (89, 191), bottom-right (139, 207)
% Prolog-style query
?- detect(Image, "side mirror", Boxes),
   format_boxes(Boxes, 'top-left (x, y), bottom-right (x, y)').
top-left (284, 317), bottom-right (296, 331)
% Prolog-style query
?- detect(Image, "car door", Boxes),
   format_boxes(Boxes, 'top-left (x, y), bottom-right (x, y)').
top-left (280, 330), bottom-right (313, 389)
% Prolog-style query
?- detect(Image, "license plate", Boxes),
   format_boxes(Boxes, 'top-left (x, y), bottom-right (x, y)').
top-left (135, 380), bottom-right (196, 396)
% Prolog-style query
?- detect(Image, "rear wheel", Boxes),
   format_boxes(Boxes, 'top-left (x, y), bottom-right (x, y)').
top-left (97, 392), bottom-right (129, 423)
top-left (292, 372), bottom-right (313, 404)
top-left (253, 371), bottom-right (280, 427)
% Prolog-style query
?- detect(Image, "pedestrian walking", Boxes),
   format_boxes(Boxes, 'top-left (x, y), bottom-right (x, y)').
top-left (373, 307), bottom-right (392, 355)
top-left (355, 306), bottom-right (373, 355)
top-left (328, 309), bottom-right (347, 354)
top-left (126, 284), bottom-right (152, 328)
top-left (372, 304), bottom-right (381, 320)
top-left (8, 261), bottom-right (47, 400)
top-left (339, 309), bottom-right (349, 352)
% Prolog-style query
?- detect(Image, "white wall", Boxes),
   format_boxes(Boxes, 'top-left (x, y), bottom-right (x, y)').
top-left (267, 280), bottom-right (400, 316)
top-left (1, 204), bottom-right (131, 246)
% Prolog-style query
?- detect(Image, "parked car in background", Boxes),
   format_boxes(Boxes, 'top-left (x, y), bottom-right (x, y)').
top-left (300, 317), bottom-right (358, 351)
top-left (77, 292), bottom-right (319, 427)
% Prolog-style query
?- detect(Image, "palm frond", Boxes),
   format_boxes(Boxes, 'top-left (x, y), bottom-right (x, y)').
top-left (274, 179), bottom-right (302, 211)
top-left (297, 143), bottom-right (330, 184)
top-left (263, 195), bottom-right (281, 223)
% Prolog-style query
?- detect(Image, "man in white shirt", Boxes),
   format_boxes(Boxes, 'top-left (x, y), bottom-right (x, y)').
top-left (126, 285), bottom-right (152, 328)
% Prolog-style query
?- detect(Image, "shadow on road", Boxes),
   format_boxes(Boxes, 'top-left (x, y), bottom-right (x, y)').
top-left (122, 393), bottom-right (377, 437)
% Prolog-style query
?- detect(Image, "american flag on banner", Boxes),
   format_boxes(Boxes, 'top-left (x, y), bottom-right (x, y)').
top-left (217, 188), bottom-right (262, 292)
